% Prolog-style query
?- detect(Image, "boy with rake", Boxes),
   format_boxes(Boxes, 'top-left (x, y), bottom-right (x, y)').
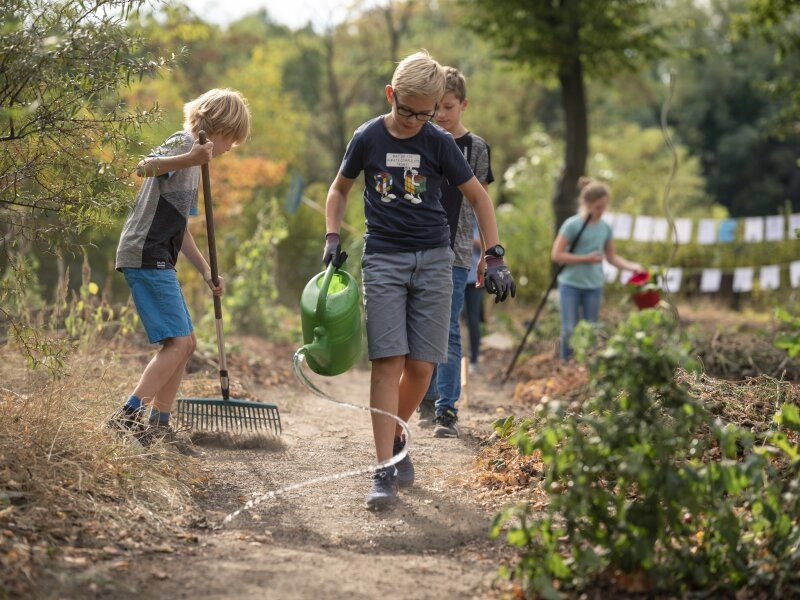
top-left (108, 88), bottom-right (251, 455)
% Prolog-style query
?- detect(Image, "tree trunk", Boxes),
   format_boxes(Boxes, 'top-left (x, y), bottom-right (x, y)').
top-left (552, 61), bottom-right (588, 236)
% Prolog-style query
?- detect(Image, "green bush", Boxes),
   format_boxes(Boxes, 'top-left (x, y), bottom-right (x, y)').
top-left (491, 308), bottom-right (800, 598)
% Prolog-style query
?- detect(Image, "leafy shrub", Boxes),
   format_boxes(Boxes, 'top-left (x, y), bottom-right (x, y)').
top-left (491, 308), bottom-right (800, 598)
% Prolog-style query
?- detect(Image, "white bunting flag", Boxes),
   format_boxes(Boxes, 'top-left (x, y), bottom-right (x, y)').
top-left (664, 267), bottom-right (682, 292)
top-left (759, 265), bottom-right (781, 290)
top-left (791, 261), bottom-right (800, 288)
top-left (700, 268), bottom-right (722, 292)
top-left (673, 218), bottom-right (692, 244)
top-left (733, 267), bottom-right (755, 292)
top-left (633, 215), bottom-right (654, 242)
top-left (612, 213), bottom-right (633, 240)
top-left (765, 215), bottom-right (785, 242)
top-left (790, 214), bottom-right (800, 240)
top-left (697, 219), bottom-right (717, 245)
top-left (651, 217), bottom-right (669, 242)
top-left (743, 217), bottom-right (764, 242)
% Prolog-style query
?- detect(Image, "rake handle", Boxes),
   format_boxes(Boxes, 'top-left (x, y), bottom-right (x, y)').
top-left (502, 211), bottom-right (593, 383)
top-left (198, 130), bottom-right (230, 401)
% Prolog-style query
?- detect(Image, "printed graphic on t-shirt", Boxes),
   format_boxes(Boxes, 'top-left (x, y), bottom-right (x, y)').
top-left (382, 153), bottom-right (427, 205)
top-left (374, 172), bottom-right (397, 203)
top-left (386, 153), bottom-right (420, 169)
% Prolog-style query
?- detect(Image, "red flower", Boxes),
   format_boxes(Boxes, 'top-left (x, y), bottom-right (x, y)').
top-left (627, 271), bottom-right (652, 288)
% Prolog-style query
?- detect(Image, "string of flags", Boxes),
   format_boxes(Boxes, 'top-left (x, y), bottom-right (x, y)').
top-left (601, 212), bottom-right (800, 293)
top-left (604, 212), bottom-right (800, 244)
top-left (606, 263), bottom-right (800, 293)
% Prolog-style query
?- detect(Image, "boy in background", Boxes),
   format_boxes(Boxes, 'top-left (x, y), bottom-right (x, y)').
top-left (418, 66), bottom-right (494, 438)
top-left (323, 51), bottom-right (515, 509)
top-left (108, 89), bottom-right (251, 454)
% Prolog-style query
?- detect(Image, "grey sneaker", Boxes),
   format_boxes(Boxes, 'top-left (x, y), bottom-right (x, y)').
top-left (106, 407), bottom-right (145, 435)
top-left (417, 396), bottom-right (437, 428)
top-left (137, 422), bottom-right (200, 457)
top-left (434, 409), bottom-right (460, 438)
top-left (365, 466), bottom-right (398, 510)
top-left (393, 435), bottom-right (414, 488)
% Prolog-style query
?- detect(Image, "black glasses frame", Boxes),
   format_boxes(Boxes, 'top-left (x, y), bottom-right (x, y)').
top-left (392, 89), bottom-right (437, 122)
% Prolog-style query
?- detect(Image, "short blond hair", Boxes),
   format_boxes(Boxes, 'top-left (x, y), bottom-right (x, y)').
top-left (183, 88), bottom-right (251, 145)
top-left (392, 50), bottom-right (446, 102)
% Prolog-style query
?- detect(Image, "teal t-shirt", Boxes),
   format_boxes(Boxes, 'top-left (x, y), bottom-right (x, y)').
top-left (556, 215), bottom-right (612, 290)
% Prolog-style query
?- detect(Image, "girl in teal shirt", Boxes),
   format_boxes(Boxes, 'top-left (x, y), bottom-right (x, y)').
top-left (551, 177), bottom-right (643, 360)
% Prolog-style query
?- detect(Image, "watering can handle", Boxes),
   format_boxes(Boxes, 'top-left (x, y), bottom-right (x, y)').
top-left (315, 261), bottom-right (338, 320)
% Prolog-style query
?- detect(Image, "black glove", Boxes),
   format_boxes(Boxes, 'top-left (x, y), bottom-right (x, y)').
top-left (322, 232), bottom-right (348, 268)
top-left (484, 255), bottom-right (516, 303)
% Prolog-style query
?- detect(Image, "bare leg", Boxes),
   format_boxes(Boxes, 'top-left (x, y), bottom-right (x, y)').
top-left (369, 356), bottom-right (405, 462)
top-left (132, 334), bottom-right (196, 412)
top-left (396, 358), bottom-right (434, 436)
top-left (152, 332), bottom-right (197, 413)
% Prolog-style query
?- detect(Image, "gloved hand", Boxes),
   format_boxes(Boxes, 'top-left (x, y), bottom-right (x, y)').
top-left (322, 232), bottom-right (348, 268)
top-left (484, 255), bottom-right (516, 303)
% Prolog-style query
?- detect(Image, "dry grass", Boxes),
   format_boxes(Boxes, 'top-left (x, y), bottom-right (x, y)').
top-left (0, 340), bottom-right (206, 598)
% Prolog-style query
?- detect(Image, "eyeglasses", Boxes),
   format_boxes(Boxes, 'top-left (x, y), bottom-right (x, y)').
top-left (392, 89), bottom-right (437, 122)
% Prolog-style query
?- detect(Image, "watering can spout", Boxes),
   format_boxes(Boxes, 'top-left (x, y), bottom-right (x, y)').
top-left (298, 263), bottom-right (363, 376)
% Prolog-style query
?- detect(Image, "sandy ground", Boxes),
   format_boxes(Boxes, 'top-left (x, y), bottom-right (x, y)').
top-left (48, 339), bottom-right (522, 600)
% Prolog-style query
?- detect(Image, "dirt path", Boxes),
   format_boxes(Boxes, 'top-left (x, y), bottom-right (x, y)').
top-left (54, 340), bottom-right (520, 600)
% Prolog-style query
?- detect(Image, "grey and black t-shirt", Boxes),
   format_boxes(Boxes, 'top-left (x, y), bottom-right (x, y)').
top-left (115, 131), bottom-right (199, 271)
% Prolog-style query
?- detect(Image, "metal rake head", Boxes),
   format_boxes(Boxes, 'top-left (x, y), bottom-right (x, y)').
top-left (176, 397), bottom-right (281, 435)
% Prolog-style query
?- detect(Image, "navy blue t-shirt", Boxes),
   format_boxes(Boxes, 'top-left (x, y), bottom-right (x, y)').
top-left (339, 116), bottom-right (475, 253)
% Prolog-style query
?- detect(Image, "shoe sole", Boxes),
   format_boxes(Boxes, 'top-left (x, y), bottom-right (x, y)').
top-left (365, 495), bottom-right (398, 510)
top-left (433, 428), bottom-right (459, 438)
top-left (397, 475), bottom-right (414, 488)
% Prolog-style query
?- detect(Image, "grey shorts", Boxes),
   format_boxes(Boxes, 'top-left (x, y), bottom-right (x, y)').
top-left (361, 246), bottom-right (454, 362)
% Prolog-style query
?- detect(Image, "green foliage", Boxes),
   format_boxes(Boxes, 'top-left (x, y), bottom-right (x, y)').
top-left (458, 0), bottom-right (667, 79)
top-left (1, 0), bottom-right (172, 241)
top-left (222, 194), bottom-right (298, 342)
top-left (1, 0), bottom-right (177, 365)
top-left (732, 0), bottom-right (800, 135)
top-left (774, 307), bottom-right (800, 358)
top-left (492, 308), bottom-right (800, 596)
top-left (664, 0), bottom-right (800, 217)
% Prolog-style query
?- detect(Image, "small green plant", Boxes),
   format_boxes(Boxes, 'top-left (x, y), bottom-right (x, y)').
top-left (774, 307), bottom-right (800, 358)
top-left (491, 308), bottom-right (800, 598)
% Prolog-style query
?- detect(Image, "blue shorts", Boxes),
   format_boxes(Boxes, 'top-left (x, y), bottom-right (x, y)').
top-left (361, 246), bottom-right (453, 363)
top-left (122, 268), bottom-right (193, 344)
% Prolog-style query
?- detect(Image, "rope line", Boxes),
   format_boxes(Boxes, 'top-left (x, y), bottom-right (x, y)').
top-left (222, 350), bottom-right (412, 524)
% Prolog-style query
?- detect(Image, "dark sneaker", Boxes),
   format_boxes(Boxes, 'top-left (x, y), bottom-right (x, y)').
top-left (106, 407), bottom-right (145, 435)
top-left (417, 396), bottom-right (437, 428)
top-left (365, 466), bottom-right (398, 510)
top-left (393, 435), bottom-right (414, 488)
top-left (434, 409), bottom-right (460, 438)
top-left (136, 422), bottom-right (200, 457)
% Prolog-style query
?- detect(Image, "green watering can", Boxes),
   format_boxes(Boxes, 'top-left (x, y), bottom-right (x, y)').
top-left (299, 262), bottom-right (363, 376)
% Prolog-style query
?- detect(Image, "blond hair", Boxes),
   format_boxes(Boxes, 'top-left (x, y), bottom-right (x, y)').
top-left (392, 50), bottom-right (446, 101)
top-left (577, 176), bottom-right (611, 206)
top-left (444, 66), bottom-right (467, 102)
top-left (183, 88), bottom-right (251, 145)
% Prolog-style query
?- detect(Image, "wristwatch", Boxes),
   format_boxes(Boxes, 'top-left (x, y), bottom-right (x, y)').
top-left (485, 244), bottom-right (505, 258)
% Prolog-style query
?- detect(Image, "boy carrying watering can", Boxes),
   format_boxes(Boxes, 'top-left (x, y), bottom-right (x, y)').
top-left (322, 50), bottom-right (515, 510)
